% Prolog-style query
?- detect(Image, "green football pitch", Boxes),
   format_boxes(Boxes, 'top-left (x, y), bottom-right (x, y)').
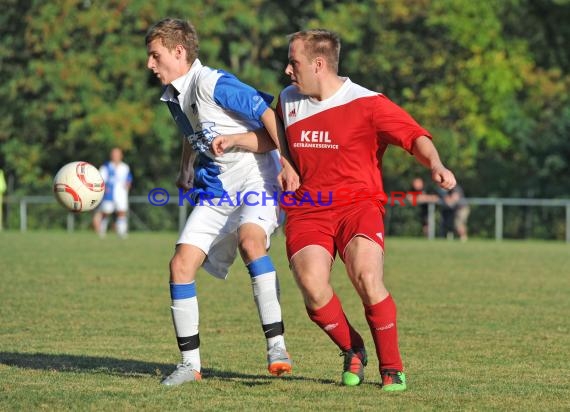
top-left (1, 232), bottom-right (569, 411)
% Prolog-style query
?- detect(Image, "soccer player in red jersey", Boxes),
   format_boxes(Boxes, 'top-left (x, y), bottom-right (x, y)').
top-left (275, 29), bottom-right (457, 391)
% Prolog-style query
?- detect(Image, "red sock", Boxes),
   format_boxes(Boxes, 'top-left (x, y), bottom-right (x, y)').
top-left (364, 294), bottom-right (403, 371)
top-left (307, 294), bottom-right (364, 352)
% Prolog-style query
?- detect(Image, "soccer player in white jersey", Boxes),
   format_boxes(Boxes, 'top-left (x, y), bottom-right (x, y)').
top-left (274, 30), bottom-right (457, 391)
top-left (97, 147), bottom-right (132, 239)
top-left (145, 18), bottom-right (297, 386)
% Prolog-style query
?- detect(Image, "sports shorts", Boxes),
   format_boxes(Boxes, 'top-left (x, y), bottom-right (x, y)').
top-left (285, 199), bottom-right (385, 261)
top-left (454, 205), bottom-right (470, 229)
top-left (100, 194), bottom-right (129, 213)
top-left (177, 196), bottom-right (279, 280)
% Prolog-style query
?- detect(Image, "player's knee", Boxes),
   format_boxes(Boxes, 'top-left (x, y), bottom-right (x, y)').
top-left (355, 270), bottom-right (386, 301)
top-left (302, 286), bottom-right (333, 310)
top-left (238, 236), bottom-right (265, 262)
top-left (169, 254), bottom-right (192, 283)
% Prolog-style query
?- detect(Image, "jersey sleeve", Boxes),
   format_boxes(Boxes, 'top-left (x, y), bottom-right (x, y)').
top-left (99, 164), bottom-right (109, 181)
top-left (212, 71), bottom-right (274, 121)
top-left (372, 94), bottom-right (431, 153)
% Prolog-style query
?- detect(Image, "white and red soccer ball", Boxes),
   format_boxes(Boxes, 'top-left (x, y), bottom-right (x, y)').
top-left (53, 161), bottom-right (105, 212)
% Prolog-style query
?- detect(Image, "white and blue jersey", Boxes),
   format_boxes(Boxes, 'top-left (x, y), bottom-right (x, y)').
top-left (99, 161), bottom-right (132, 212)
top-left (161, 59), bottom-right (281, 279)
top-left (161, 59), bottom-right (280, 201)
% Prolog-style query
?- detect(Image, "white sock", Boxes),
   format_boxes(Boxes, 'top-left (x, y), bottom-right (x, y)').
top-left (116, 216), bottom-right (128, 237)
top-left (99, 216), bottom-right (109, 235)
top-left (247, 256), bottom-right (286, 350)
top-left (170, 282), bottom-right (201, 371)
top-left (252, 272), bottom-right (282, 325)
top-left (267, 335), bottom-right (285, 349)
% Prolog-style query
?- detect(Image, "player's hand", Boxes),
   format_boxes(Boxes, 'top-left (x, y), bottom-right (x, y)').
top-left (431, 166), bottom-right (456, 190)
top-left (279, 158), bottom-right (300, 192)
top-left (176, 171), bottom-right (194, 191)
top-left (211, 135), bottom-right (235, 157)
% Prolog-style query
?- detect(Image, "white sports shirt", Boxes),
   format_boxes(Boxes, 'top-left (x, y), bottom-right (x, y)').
top-left (100, 161), bottom-right (132, 207)
top-left (161, 59), bottom-right (279, 201)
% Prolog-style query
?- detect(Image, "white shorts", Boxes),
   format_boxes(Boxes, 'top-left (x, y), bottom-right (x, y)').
top-left (100, 195), bottom-right (129, 214)
top-left (177, 197), bottom-right (279, 280)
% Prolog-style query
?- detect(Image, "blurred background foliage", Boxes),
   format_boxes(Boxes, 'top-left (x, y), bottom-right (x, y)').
top-left (1, 0), bottom-right (569, 235)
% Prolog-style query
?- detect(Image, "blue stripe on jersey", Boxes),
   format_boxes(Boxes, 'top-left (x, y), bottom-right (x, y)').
top-left (166, 100), bottom-right (195, 137)
top-left (170, 282), bottom-right (197, 300)
top-left (191, 153), bottom-right (225, 202)
top-left (102, 162), bottom-right (114, 201)
top-left (166, 99), bottom-right (215, 153)
top-left (246, 255), bottom-right (276, 278)
top-left (213, 71), bottom-right (273, 122)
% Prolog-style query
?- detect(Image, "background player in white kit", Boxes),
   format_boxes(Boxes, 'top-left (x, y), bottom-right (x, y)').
top-left (145, 18), bottom-right (297, 386)
top-left (96, 147), bottom-right (133, 239)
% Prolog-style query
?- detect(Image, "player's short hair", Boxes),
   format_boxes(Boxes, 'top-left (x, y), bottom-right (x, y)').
top-left (288, 29), bottom-right (341, 73)
top-left (145, 18), bottom-right (199, 64)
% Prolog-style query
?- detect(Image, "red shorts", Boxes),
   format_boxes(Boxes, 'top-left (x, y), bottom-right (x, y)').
top-left (284, 200), bottom-right (385, 261)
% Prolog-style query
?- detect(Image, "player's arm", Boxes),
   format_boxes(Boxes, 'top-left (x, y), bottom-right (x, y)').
top-left (210, 128), bottom-right (276, 156)
top-left (412, 136), bottom-right (456, 190)
top-left (211, 73), bottom-right (299, 190)
top-left (126, 169), bottom-right (133, 192)
top-left (407, 191), bottom-right (439, 205)
top-left (176, 138), bottom-right (196, 191)
top-left (260, 108), bottom-right (295, 164)
top-left (259, 107), bottom-right (300, 192)
top-left (373, 94), bottom-right (455, 190)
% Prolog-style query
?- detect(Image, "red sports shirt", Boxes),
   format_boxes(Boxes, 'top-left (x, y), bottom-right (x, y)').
top-left (277, 78), bottom-right (431, 210)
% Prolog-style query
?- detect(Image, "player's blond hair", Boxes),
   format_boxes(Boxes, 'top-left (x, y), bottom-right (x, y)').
top-left (288, 29), bottom-right (341, 73)
top-left (145, 18), bottom-right (199, 65)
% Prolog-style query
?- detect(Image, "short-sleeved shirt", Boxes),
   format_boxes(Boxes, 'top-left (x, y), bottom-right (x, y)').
top-left (277, 78), bottom-right (430, 212)
top-left (277, 78), bottom-right (431, 259)
top-left (100, 161), bottom-right (132, 203)
top-left (160, 59), bottom-right (281, 278)
top-left (161, 59), bottom-right (280, 200)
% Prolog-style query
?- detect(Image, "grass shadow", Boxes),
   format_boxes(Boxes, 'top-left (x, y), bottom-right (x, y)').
top-left (0, 352), bottom-right (336, 385)
top-left (0, 351), bottom-right (169, 378)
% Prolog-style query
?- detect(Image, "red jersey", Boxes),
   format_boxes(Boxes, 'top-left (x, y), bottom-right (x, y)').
top-left (277, 78), bottom-right (431, 210)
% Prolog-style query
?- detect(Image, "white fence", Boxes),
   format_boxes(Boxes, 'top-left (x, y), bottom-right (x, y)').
top-left (2, 195), bottom-right (570, 243)
top-left (423, 197), bottom-right (570, 242)
top-left (3, 195), bottom-right (189, 234)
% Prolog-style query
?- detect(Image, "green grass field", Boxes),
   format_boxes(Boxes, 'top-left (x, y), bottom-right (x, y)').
top-left (1, 232), bottom-right (569, 411)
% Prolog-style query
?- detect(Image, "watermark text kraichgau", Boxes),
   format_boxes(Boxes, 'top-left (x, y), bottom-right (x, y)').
top-left (146, 188), bottom-right (423, 207)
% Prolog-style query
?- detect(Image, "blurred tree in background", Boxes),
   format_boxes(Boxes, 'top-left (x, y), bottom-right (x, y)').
top-left (1, 0), bottom-right (568, 235)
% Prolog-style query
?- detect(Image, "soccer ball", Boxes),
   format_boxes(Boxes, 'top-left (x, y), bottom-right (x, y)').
top-left (53, 161), bottom-right (105, 212)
